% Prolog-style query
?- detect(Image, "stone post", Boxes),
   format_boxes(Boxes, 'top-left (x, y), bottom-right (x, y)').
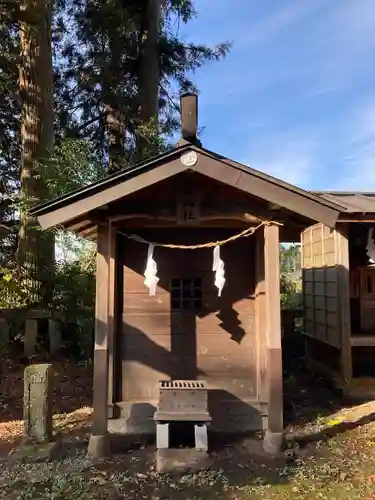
top-left (24, 364), bottom-right (53, 443)
top-left (0, 318), bottom-right (10, 353)
top-left (48, 318), bottom-right (62, 356)
top-left (24, 318), bottom-right (38, 357)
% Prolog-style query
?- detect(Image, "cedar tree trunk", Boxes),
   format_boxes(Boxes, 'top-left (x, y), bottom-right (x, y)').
top-left (18, 0), bottom-right (55, 306)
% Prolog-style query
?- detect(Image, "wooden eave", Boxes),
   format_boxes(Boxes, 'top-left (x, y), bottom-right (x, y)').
top-left (30, 144), bottom-right (345, 236)
top-left (314, 191), bottom-right (375, 220)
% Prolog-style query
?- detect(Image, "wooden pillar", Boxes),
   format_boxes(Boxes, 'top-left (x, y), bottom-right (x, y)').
top-left (263, 223), bottom-right (283, 454)
top-left (88, 223), bottom-right (110, 457)
top-left (336, 223), bottom-right (352, 386)
top-left (255, 227), bottom-right (267, 404)
top-left (107, 222), bottom-right (117, 417)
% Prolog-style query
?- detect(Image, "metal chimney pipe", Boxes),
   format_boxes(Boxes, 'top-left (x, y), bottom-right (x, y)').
top-left (180, 92), bottom-right (198, 144)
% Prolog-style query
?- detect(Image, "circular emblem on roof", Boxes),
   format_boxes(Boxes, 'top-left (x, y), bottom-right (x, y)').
top-left (181, 150), bottom-right (198, 167)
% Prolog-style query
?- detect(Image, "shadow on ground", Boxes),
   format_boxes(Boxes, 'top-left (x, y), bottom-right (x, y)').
top-left (3, 354), bottom-right (375, 498)
top-left (0, 358), bottom-right (93, 424)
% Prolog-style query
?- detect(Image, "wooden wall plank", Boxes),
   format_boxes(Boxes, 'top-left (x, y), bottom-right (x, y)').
top-left (119, 228), bottom-right (259, 432)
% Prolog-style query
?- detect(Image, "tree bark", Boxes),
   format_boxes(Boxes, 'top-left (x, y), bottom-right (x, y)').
top-left (107, 105), bottom-right (126, 173)
top-left (105, 47), bottom-right (126, 173)
top-left (18, 0), bottom-right (55, 306)
top-left (136, 0), bottom-right (161, 160)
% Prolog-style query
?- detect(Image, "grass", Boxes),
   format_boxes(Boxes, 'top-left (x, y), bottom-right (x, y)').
top-left (1, 362), bottom-right (375, 499)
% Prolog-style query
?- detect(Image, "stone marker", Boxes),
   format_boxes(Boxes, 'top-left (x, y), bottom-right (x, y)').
top-left (48, 318), bottom-right (62, 356)
top-left (24, 364), bottom-right (53, 443)
top-left (24, 319), bottom-right (38, 357)
top-left (0, 317), bottom-right (10, 351)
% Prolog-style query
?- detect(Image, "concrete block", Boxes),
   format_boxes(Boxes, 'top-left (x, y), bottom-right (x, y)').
top-left (194, 424), bottom-right (208, 451)
top-left (155, 448), bottom-right (212, 474)
top-left (263, 430), bottom-right (283, 454)
top-left (87, 434), bottom-right (110, 458)
top-left (156, 423), bottom-right (169, 449)
top-left (10, 440), bottom-right (61, 462)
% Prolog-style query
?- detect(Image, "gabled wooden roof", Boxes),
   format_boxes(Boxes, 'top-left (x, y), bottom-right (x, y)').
top-left (314, 192), bottom-right (375, 214)
top-left (30, 143), bottom-right (345, 231)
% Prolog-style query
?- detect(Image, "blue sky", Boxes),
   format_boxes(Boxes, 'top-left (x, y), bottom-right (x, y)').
top-left (179, 0), bottom-right (375, 191)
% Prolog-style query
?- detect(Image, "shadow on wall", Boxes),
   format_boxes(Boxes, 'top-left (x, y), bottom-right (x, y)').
top-left (110, 228), bottom-right (260, 431)
top-left (119, 227), bottom-right (256, 344)
top-left (114, 318), bottom-right (260, 433)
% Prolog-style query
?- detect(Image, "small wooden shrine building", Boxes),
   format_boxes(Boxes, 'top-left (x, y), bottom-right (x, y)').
top-left (302, 192), bottom-right (375, 397)
top-left (31, 94), bottom-right (342, 456)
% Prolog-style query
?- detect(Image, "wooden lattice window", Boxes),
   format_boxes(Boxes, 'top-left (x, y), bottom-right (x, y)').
top-left (170, 278), bottom-right (202, 310)
top-left (361, 269), bottom-right (375, 296)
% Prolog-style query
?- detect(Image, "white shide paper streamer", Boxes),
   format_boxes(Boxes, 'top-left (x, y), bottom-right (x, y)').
top-left (213, 245), bottom-right (226, 296)
top-left (144, 244), bottom-right (159, 296)
top-left (367, 227), bottom-right (375, 264)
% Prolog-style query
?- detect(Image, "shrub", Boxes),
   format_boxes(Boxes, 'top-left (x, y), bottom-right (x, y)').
top-left (51, 245), bottom-right (96, 358)
top-left (280, 274), bottom-right (302, 309)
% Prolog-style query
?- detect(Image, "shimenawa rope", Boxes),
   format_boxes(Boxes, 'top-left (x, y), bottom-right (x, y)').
top-left (118, 219), bottom-right (282, 250)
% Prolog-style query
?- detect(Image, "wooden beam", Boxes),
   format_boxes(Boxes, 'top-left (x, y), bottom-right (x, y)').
top-left (351, 336), bottom-right (375, 347)
top-left (78, 226), bottom-right (97, 239)
top-left (37, 150), bottom-right (341, 231)
top-left (109, 209), bottom-right (265, 225)
top-left (38, 159), bottom-right (188, 229)
top-left (87, 224), bottom-right (110, 457)
top-left (66, 219), bottom-right (93, 232)
top-left (192, 155), bottom-right (340, 228)
top-left (339, 218), bottom-right (375, 223)
top-left (263, 223), bottom-right (283, 453)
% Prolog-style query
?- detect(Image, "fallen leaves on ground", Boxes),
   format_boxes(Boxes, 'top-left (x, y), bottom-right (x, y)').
top-left (1, 361), bottom-right (375, 499)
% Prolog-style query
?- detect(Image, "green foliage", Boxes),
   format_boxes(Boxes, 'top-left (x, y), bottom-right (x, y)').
top-left (51, 246), bottom-right (96, 358)
top-left (280, 244), bottom-right (301, 275)
top-left (0, 268), bottom-right (28, 308)
top-left (55, 0), bottom-right (231, 166)
top-left (280, 244), bottom-right (302, 310)
top-left (39, 139), bottom-right (106, 200)
top-left (0, 0), bottom-right (232, 357)
top-left (280, 274), bottom-right (302, 309)
top-left (0, 244), bottom-right (96, 358)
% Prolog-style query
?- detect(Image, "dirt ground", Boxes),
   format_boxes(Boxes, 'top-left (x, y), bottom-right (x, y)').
top-left (2, 360), bottom-right (375, 499)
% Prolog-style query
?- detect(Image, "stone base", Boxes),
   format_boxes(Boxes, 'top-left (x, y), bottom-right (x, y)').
top-left (10, 440), bottom-right (61, 462)
top-left (108, 416), bottom-right (156, 435)
top-left (263, 430), bottom-right (283, 454)
top-left (155, 448), bottom-right (212, 474)
top-left (87, 434), bottom-right (109, 458)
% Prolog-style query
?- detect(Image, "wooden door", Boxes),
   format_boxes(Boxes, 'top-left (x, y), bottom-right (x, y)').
top-left (360, 269), bottom-right (375, 333)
